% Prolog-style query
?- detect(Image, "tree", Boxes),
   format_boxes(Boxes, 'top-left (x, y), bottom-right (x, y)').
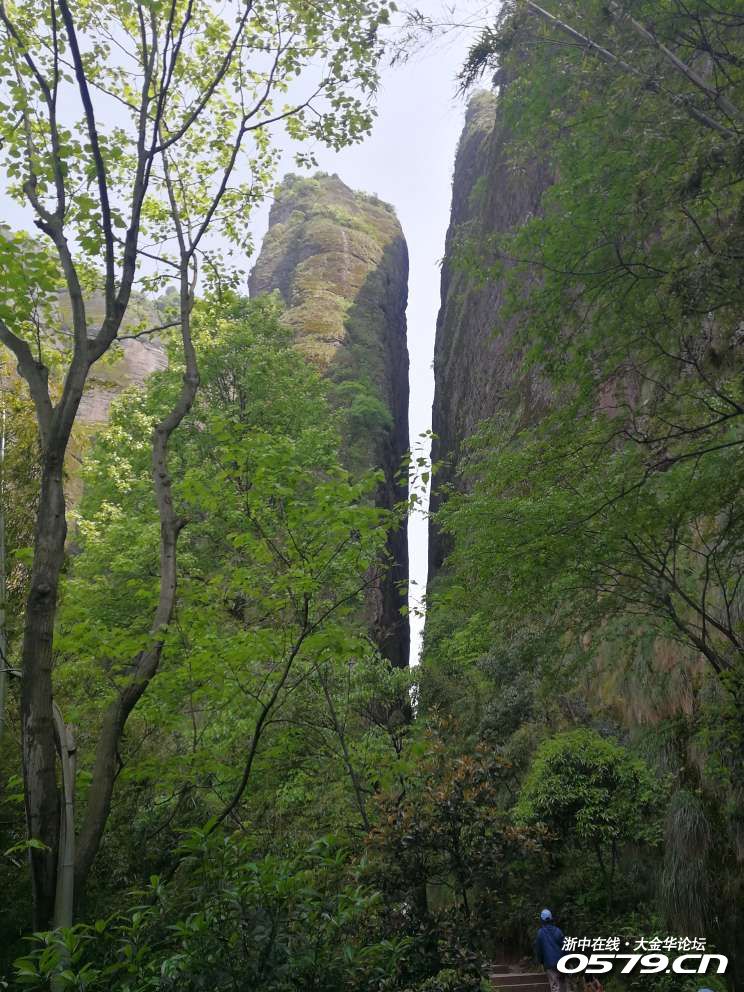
top-left (0, 384), bottom-right (5, 747)
top-left (423, 0), bottom-right (744, 961)
top-left (13, 835), bottom-right (411, 992)
top-left (0, 358), bottom-right (40, 742)
top-left (0, 0), bottom-right (394, 928)
top-left (515, 729), bottom-right (662, 909)
top-left (465, 0), bottom-right (744, 137)
top-left (366, 735), bottom-right (545, 977)
top-left (49, 296), bottom-right (398, 911)
top-left (430, 0), bottom-right (744, 702)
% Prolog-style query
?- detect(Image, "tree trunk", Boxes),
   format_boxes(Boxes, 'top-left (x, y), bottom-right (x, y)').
top-left (75, 260), bottom-right (198, 897)
top-left (74, 456), bottom-right (183, 896)
top-left (21, 448), bottom-right (68, 930)
top-left (53, 703), bottom-right (76, 930)
top-left (0, 397), bottom-right (7, 745)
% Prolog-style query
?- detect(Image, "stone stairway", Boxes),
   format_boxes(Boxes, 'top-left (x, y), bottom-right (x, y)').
top-left (488, 964), bottom-right (550, 992)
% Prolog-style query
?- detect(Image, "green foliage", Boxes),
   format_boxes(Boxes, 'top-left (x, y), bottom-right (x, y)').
top-left (436, 0), bottom-right (744, 684)
top-left (400, 968), bottom-right (488, 992)
top-left (0, 0), bottom-right (403, 938)
top-left (0, 287), bottom-right (427, 980)
top-left (0, 365), bottom-right (40, 650)
top-left (27, 297), bottom-right (400, 916)
top-left (447, 1), bottom-right (744, 588)
top-left (660, 789), bottom-right (712, 933)
top-left (13, 835), bottom-right (411, 991)
top-left (8, 0), bottom-right (744, 977)
top-left (425, 1), bottom-right (744, 959)
top-left (1, 292), bottom-right (418, 978)
top-left (516, 729), bottom-right (662, 850)
top-left (336, 380), bottom-right (394, 436)
top-left (513, 730), bottom-right (664, 924)
top-left (0, 232), bottom-right (60, 349)
top-left (0, 0), bottom-right (395, 288)
top-left (333, 377), bottom-right (395, 475)
top-left (366, 733), bottom-right (547, 968)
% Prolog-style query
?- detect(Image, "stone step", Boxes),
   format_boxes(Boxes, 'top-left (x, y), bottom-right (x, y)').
top-left (491, 984), bottom-right (548, 992)
top-left (489, 974), bottom-right (547, 985)
top-left (490, 975), bottom-right (549, 992)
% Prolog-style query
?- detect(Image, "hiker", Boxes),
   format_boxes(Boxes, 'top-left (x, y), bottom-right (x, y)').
top-left (534, 908), bottom-right (567, 992)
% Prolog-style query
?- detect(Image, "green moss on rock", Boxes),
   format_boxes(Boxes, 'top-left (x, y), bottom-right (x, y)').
top-left (250, 173), bottom-right (403, 364)
top-left (249, 172), bottom-right (410, 667)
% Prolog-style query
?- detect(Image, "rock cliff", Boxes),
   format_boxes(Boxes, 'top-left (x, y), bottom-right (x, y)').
top-left (250, 173), bottom-right (410, 667)
top-left (428, 90), bottom-right (553, 582)
top-left (426, 78), bottom-right (727, 736)
top-left (66, 291), bottom-right (168, 426)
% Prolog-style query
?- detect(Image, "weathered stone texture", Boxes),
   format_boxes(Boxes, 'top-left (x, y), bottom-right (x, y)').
top-left (426, 88), bottom-right (705, 734)
top-left (428, 90), bottom-right (553, 579)
top-left (250, 173), bottom-right (410, 667)
top-left (77, 338), bottom-right (168, 424)
top-left (66, 291), bottom-right (167, 425)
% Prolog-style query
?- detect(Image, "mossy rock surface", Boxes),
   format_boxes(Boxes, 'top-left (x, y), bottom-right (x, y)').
top-left (250, 172), bottom-right (403, 370)
top-left (249, 172), bottom-right (411, 667)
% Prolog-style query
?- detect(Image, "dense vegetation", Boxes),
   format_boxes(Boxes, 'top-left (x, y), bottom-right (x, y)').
top-left (1, 1), bottom-right (743, 990)
top-left (424, 0), bottom-right (744, 985)
top-left (2, 297), bottom-right (421, 987)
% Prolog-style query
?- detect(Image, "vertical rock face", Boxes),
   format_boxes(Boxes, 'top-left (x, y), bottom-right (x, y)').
top-left (65, 291), bottom-right (168, 426)
top-left (250, 173), bottom-right (410, 668)
top-left (77, 339), bottom-right (167, 425)
top-left (428, 90), bottom-right (553, 581)
top-left (426, 86), bottom-right (711, 723)
top-left (56, 291), bottom-right (168, 502)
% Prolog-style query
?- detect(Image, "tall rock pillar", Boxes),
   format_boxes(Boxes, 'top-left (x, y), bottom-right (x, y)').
top-left (428, 90), bottom-right (553, 584)
top-left (249, 173), bottom-right (410, 667)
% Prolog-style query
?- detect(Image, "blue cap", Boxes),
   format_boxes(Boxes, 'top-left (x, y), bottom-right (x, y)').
top-left (541, 908), bottom-right (552, 921)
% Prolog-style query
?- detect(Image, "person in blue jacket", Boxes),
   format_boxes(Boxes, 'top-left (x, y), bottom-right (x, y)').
top-left (534, 908), bottom-right (567, 992)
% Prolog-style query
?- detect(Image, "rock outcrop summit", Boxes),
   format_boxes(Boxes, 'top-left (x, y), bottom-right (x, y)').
top-left (250, 173), bottom-right (410, 668)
